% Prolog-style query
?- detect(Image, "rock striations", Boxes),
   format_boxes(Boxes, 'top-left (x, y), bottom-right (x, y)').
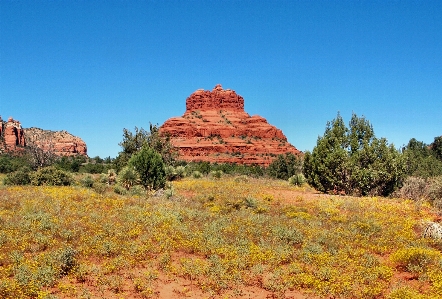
top-left (160, 84), bottom-right (300, 166)
top-left (24, 128), bottom-right (87, 156)
top-left (0, 115), bottom-right (87, 156)
top-left (0, 116), bottom-right (26, 152)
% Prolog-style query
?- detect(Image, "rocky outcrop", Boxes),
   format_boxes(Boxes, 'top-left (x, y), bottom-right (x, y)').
top-left (0, 116), bottom-right (26, 152)
top-left (0, 115), bottom-right (87, 156)
top-left (24, 128), bottom-right (87, 156)
top-left (160, 85), bottom-right (300, 166)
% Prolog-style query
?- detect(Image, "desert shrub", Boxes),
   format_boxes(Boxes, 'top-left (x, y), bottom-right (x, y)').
top-left (391, 247), bottom-right (442, 273)
top-left (113, 184), bottom-right (127, 195)
top-left (129, 145), bottom-right (166, 190)
top-left (114, 125), bottom-right (178, 172)
top-left (57, 247), bottom-right (77, 276)
top-left (268, 153), bottom-right (302, 180)
top-left (0, 154), bottom-right (31, 173)
top-left (427, 176), bottom-right (442, 213)
top-left (402, 138), bottom-right (442, 177)
top-left (427, 176), bottom-right (442, 202)
top-left (192, 170), bottom-right (203, 179)
top-left (210, 170), bottom-right (223, 179)
top-left (129, 185), bottom-right (146, 196)
top-left (288, 173), bottom-right (306, 186)
top-left (165, 165), bottom-right (185, 181)
top-left (3, 167), bottom-right (31, 185)
top-left (30, 166), bottom-right (72, 186)
top-left (303, 112), bottom-right (405, 196)
top-left (395, 176), bottom-right (427, 201)
top-left (92, 182), bottom-right (107, 194)
top-left (107, 169), bottom-right (117, 185)
top-left (117, 166), bottom-right (139, 190)
top-left (54, 155), bottom-right (83, 172)
top-left (79, 162), bottom-right (107, 174)
top-left (80, 175), bottom-right (94, 188)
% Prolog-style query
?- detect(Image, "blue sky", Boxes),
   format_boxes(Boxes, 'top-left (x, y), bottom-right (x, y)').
top-left (1, 0), bottom-right (441, 158)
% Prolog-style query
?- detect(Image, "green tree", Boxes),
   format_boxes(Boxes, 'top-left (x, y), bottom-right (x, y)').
top-left (303, 113), bottom-right (350, 193)
top-left (303, 112), bottom-right (405, 196)
top-left (114, 124), bottom-right (178, 172)
top-left (432, 136), bottom-right (442, 161)
top-left (128, 145), bottom-right (166, 190)
top-left (267, 153), bottom-right (302, 180)
top-left (402, 138), bottom-right (442, 178)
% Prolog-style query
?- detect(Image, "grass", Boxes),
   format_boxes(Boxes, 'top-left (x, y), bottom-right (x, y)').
top-left (0, 176), bottom-right (441, 298)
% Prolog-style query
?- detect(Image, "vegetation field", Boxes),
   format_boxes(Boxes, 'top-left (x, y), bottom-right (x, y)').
top-left (1, 176), bottom-right (442, 299)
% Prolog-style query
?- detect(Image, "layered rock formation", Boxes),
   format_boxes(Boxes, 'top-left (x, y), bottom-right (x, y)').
top-left (160, 84), bottom-right (300, 166)
top-left (24, 128), bottom-right (87, 156)
top-left (0, 116), bottom-right (26, 151)
top-left (0, 115), bottom-right (87, 156)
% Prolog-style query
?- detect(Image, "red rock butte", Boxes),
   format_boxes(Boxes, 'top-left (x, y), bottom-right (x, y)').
top-left (159, 84), bottom-right (301, 166)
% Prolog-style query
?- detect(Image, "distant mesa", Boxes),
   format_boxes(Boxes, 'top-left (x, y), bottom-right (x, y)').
top-left (0, 115), bottom-right (87, 156)
top-left (159, 84), bottom-right (300, 166)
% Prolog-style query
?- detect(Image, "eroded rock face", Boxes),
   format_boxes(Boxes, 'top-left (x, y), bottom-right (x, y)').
top-left (0, 115), bottom-right (87, 156)
top-left (0, 117), bottom-right (26, 151)
top-left (160, 85), bottom-right (300, 166)
top-left (24, 128), bottom-right (87, 156)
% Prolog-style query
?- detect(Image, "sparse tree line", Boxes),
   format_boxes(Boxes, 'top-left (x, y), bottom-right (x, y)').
top-left (1, 114), bottom-right (442, 212)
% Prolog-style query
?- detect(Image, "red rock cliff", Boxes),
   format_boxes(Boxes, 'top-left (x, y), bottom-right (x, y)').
top-left (160, 85), bottom-right (300, 166)
top-left (0, 117), bottom-right (26, 151)
top-left (0, 115), bottom-right (87, 156)
top-left (24, 128), bottom-right (87, 156)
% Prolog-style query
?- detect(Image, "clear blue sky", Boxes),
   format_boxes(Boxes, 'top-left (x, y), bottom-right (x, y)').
top-left (1, 0), bottom-right (441, 158)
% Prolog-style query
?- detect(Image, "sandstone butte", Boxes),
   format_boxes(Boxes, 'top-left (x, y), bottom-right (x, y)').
top-left (159, 84), bottom-right (301, 166)
top-left (0, 116), bottom-right (87, 156)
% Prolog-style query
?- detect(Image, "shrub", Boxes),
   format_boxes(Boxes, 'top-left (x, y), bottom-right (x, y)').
top-left (427, 176), bottom-right (442, 214)
top-left (92, 182), bottom-right (107, 194)
top-left (268, 153), bottom-right (302, 180)
top-left (3, 167), bottom-right (31, 185)
top-left (113, 184), bottom-right (127, 195)
top-left (129, 145), bottom-right (166, 190)
top-left (117, 166), bottom-right (139, 190)
top-left (210, 170), bottom-right (223, 179)
top-left (395, 176), bottom-right (427, 201)
top-left (30, 167), bottom-right (72, 186)
top-left (427, 176), bottom-right (442, 202)
top-left (192, 170), bottom-right (203, 179)
top-left (303, 112), bottom-right (405, 196)
top-left (165, 165), bottom-right (185, 181)
top-left (80, 175), bottom-right (94, 188)
top-left (129, 185), bottom-right (145, 196)
top-left (107, 169), bottom-right (117, 185)
top-left (57, 247), bottom-right (77, 276)
top-left (288, 173), bottom-right (306, 186)
top-left (391, 247), bottom-right (442, 273)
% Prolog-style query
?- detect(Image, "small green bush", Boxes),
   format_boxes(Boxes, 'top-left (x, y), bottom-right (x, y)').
top-left (129, 145), bottom-right (166, 190)
top-left (192, 170), bottom-right (203, 179)
top-left (3, 168), bottom-right (31, 185)
top-left (288, 173), bottom-right (306, 186)
top-left (30, 167), bottom-right (72, 186)
top-left (80, 175), bottom-right (94, 188)
top-left (92, 182), bottom-right (107, 194)
top-left (129, 185), bottom-right (145, 196)
top-left (113, 184), bottom-right (127, 195)
top-left (210, 170), bottom-right (223, 179)
top-left (117, 166), bottom-right (139, 190)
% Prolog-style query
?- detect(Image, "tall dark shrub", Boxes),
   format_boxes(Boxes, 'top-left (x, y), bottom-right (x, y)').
top-left (129, 145), bottom-right (165, 190)
top-left (303, 113), bottom-right (405, 196)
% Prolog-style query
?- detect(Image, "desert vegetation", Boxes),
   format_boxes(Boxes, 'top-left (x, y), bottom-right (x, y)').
top-left (1, 113), bottom-right (442, 298)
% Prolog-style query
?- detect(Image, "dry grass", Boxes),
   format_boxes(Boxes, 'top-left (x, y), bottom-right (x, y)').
top-left (0, 176), bottom-right (441, 298)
